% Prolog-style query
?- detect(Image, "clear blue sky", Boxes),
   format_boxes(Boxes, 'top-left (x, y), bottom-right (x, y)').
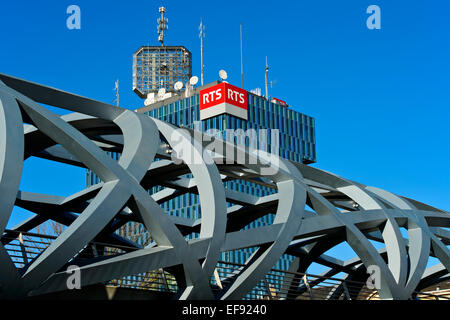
top-left (1, 0), bottom-right (448, 232)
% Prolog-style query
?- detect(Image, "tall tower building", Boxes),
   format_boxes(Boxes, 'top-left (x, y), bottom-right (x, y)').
top-left (133, 81), bottom-right (317, 274)
top-left (86, 7), bottom-right (316, 296)
top-left (86, 79), bottom-right (317, 281)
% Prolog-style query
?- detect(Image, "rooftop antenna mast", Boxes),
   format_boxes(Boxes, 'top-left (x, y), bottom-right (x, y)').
top-left (199, 20), bottom-right (205, 86)
top-left (157, 7), bottom-right (168, 46)
top-left (265, 56), bottom-right (269, 99)
top-left (240, 23), bottom-right (244, 89)
top-left (114, 79), bottom-right (119, 107)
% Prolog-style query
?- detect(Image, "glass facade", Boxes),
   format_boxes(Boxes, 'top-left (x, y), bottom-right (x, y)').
top-left (86, 89), bottom-right (316, 273)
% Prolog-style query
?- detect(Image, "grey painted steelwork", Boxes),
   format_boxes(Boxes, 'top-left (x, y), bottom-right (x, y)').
top-left (0, 73), bottom-right (448, 300)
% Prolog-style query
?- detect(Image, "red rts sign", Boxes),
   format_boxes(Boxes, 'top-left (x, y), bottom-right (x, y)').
top-left (200, 83), bottom-right (248, 120)
top-left (271, 97), bottom-right (288, 107)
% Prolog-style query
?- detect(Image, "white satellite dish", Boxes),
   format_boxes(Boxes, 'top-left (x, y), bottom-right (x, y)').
top-left (174, 81), bottom-right (183, 91)
top-left (219, 69), bottom-right (228, 81)
top-left (189, 76), bottom-right (199, 86)
top-left (158, 87), bottom-right (166, 97)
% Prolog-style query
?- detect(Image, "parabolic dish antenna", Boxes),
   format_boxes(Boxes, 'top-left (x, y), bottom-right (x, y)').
top-left (219, 69), bottom-right (228, 80)
top-left (189, 76), bottom-right (199, 86)
top-left (174, 81), bottom-right (183, 91)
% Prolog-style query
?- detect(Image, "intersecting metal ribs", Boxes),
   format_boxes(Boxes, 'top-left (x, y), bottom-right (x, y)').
top-left (0, 73), bottom-right (449, 300)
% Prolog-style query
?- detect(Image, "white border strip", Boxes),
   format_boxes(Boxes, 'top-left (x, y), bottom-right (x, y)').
top-left (200, 103), bottom-right (248, 120)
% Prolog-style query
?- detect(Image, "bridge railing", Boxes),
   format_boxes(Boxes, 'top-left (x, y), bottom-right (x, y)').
top-left (2, 229), bottom-right (449, 300)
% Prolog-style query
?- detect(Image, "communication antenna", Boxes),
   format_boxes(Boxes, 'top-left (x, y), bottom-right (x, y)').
top-left (265, 56), bottom-right (269, 99)
top-left (157, 7), bottom-right (168, 46)
top-left (113, 79), bottom-right (119, 107)
top-left (270, 79), bottom-right (277, 88)
top-left (174, 81), bottom-right (183, 91)
top-left (250, 88), bottom-right (262, 96)
top-left (240, 23), bottom-right (244, 88)
top-left (189, 76), bottom-right (199, 86)
top-left (219, 69), bottom-right (228, 82)
top-left (199, 20), bottom-right (205, 86)
top-left (185, 76), bottom-right (198, 98)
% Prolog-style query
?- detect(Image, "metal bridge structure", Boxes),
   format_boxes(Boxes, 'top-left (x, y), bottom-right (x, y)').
top-left (0, 73), bottom-right (448, 300)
